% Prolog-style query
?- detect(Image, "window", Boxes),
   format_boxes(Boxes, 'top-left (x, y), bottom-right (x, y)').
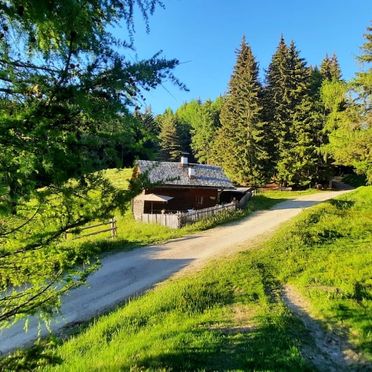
top-left (196, 196), bottom-right (204, 205)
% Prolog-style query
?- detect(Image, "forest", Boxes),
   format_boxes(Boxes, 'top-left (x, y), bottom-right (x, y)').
top-left (151, 32), bottom-right (371, 188)
top-left (0, 0), bottom-right (370, 356)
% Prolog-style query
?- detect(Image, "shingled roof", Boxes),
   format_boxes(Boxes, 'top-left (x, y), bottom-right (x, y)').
top-left (136, 160), bottom-right (235, 189)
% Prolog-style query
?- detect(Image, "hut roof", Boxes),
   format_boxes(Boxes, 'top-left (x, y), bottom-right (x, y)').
top-left (136, 160), bottom-right (235, 189)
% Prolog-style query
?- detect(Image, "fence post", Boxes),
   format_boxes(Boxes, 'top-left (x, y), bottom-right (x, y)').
top-left (110, 217), bottom-right (117, 238)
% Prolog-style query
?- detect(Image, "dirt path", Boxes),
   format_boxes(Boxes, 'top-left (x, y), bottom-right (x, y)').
top-left (282, 284), bottom-right (367, 371)
top-left (0, 190), bottom-right (352, 355)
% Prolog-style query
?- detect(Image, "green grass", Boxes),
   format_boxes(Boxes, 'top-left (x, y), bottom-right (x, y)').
top-left (258, 188), bottom-right (319, 199)
top-left (37, 250), bottom-right (311, 371)
top-left (5, 187), bottom-right (369, 371)
top-left (266, 186), bottom-right (372, 353)
top-left (102, 168), bottom-right (133, 190)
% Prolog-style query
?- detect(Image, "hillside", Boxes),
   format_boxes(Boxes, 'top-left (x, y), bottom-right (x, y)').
top-left (5, 187), bottom-right (368, 371)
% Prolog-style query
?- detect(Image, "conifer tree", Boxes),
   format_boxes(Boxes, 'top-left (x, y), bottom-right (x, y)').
top-left (275, 42), bottom-right (315, 186)
top-left (262, 36), bottom-right (291, 172)
top-left (157, 110), bottom-right (183, 161)
top-left (212, 37), bottom-right (269, 186)
top-left (265, 39), bottom-right (326, 187)
top-left (320, 54), bottom-right (342, 81)
top-left (309, 66), bottom-right (323, 97)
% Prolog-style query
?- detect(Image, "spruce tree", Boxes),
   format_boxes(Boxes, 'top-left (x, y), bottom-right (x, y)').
top-left (320, 54), bottom-right (342, 81)
top-left (157, 110), bottom-right (183, 161)
top-left (262, 36), bottom-right (291, 172)
top-left (266, 40), bottom-right (325, 187)
top-left (275, 41), bottom-right (312, 186)
top-left (212, 37), bottom-right (269, 186)
top-left (309, 66), bottom-right (323, 97)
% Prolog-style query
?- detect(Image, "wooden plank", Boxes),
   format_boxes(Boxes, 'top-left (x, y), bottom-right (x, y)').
top-left (67, 221), bottom-right (111, 233)
top-left (71, 227), bottom-right (114, 240)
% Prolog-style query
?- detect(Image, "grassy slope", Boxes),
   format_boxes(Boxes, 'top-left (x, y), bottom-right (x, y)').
top-left (20, 188), bottom-right (369, 371)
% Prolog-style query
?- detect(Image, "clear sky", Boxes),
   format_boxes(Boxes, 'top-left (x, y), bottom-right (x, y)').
top-left (117, 0), bottom-right (371, 114)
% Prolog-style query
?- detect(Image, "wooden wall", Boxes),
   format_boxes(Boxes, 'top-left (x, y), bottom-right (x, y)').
top-left (143, 187), bottom-right (219, 214)
top-left (132, 191), bottom-right (145, 220)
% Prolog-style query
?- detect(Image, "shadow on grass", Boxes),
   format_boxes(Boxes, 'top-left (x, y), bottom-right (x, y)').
top-left (328, 199), bottom-right (355, 210)
top-left (112, 314), bottom-right (312, 371)
top-left (0, 341), bottom-right (62, 371)
top-left (0, 315), bottom-right (310, 371)
top-left (81, 237), bottom-right (149, 257)
top-left (331, 302), bottom-right (372, 356)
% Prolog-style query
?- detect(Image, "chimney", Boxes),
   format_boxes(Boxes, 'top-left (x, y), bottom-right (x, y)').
top-left (188, 166), bottom-right (195, 179)
top-left (180, 156), bottom-right (188, 167)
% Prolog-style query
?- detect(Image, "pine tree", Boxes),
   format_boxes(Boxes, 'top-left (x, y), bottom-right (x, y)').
top-left (212, 37), bottom-right (269, 186)
top-left (309, 66), bottom-right (323, 97)
top-left (267, 40), bottom-right (325, 187)
top-left (262, 36), bottom-right (291, 172)
top-left (320, 54), bottom-right (342, 81)
top-left (157, 109), bottom-right (183, 161)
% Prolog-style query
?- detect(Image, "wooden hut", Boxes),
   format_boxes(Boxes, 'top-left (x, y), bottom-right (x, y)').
top-left (132, 157), bottom-right (236, 220)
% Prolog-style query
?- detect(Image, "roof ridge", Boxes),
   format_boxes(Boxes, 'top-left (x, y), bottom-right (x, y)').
top-left (136, 159), bottom-right (235, 189)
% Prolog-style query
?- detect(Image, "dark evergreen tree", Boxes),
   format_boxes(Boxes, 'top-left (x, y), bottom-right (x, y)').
top-left (212, 37), bottom-right (269, 186)
top-left (157, 109), bottom-right (183, 161)
top-left (275, 41), bottom-right (314, 186)
top-left (309, 66), bottom-right (323, 97)
top-left (133, 108), bottom-right (161, 160)
top-left (262, 36), bottom-right (291, 173)
top-left (265, 40), bottom-right (327, 187)
top-left (320, 54), bottom-right (342, 81)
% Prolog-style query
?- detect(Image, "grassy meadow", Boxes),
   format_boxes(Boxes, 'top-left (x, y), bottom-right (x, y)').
top-left (4, 186), bottom-right (369, 371)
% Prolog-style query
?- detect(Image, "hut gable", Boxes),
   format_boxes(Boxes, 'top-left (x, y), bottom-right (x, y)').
top-left (136, 160), bottom-right (235, 190)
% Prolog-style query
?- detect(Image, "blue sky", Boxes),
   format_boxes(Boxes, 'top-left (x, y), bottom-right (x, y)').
top-left (117, 0), bottom-right (371, 114)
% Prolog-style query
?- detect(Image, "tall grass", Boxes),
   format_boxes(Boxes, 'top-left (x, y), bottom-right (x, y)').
top-left (263, 186), bottom-right (372, 353)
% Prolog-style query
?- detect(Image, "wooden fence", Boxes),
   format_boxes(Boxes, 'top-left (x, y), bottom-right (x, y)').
top-left (65, 217), bottom-right (117, 240)
top-left (179, 202), bottom-right (237, 226)
top-left (139, 213), bottom-right (180, 229)
top-left (139, 201), bottom-right (238, 229)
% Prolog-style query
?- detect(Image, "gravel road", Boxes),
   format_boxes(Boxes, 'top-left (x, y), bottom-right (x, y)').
top-left (0, 190), bottom-right (351, 354)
